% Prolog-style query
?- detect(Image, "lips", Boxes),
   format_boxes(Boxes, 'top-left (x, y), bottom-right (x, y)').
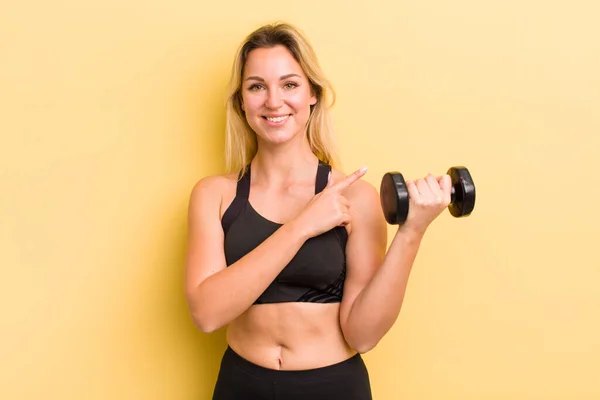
top-left (264, 115), bottom-right (290, 123)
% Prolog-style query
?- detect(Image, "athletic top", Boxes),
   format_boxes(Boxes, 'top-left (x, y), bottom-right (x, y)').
top-left (221, 162), bottom-right (348, 304)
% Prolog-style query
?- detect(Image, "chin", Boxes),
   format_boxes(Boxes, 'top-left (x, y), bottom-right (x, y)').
top-left (253, 125), bottom-right (304, 145)
top-left (260, 131), bottom-right (298, 145)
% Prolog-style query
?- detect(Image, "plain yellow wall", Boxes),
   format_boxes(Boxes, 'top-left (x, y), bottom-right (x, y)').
top-left (2, 0), bottom-right (599, 398)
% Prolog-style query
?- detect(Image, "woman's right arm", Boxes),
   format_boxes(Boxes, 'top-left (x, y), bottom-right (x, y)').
top-left (184, 176), bottom-right (308, 333)
top-left (184, 168), bottom-right (366, 333)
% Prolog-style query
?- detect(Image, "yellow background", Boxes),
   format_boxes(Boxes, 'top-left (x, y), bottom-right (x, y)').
top-left (2, 0), bottom-right (599, 398)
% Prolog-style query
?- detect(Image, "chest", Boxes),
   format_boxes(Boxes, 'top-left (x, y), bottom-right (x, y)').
top-left (247, 185), bottom-right (314, 225)
top-left (223, 209), bottom-right (346, 285)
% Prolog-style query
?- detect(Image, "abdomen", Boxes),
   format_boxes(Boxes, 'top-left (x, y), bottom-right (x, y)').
top-left (225, 302), bottom-right (356, 370)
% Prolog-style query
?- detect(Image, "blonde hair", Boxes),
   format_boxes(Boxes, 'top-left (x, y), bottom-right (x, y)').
top-left (224, 22), bottom-right (338, 174)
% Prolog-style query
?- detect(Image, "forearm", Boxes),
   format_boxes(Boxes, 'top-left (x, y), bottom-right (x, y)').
top-left (189, 222), bottom-right (307, 332)
top-left (345, 227), bottom-right (424, 352)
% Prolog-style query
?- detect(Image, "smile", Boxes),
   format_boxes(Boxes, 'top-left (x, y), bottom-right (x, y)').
top-left (264, 115), bottom-right (290, 123)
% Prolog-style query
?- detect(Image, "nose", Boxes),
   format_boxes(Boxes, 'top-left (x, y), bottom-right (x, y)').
top-left (265, 88), bottom-right (284, 109)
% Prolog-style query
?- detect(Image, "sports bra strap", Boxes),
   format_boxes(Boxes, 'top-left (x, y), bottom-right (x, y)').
top-left (315, 162), bottom-right (331, 194)
top-left (236, 165), bottom-right (251, 199)
top-left (221, 165), bottom-right (250, 235)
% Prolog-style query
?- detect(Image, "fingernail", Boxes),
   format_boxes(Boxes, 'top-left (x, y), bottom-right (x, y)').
top-left (360, 166), bottom-right (368, 173)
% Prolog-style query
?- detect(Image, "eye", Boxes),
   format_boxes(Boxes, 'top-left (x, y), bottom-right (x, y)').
top-left (248, 84), bottom-right (264, 91)
top-left (284, 82), bottom-right (299, 89)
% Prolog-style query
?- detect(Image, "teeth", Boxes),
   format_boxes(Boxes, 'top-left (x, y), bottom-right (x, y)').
top-left (266, 115), bottom-right (289, 122)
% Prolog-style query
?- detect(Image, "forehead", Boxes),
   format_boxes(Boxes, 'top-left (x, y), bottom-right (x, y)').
top-left (243, 45), bottom-right (306, 79)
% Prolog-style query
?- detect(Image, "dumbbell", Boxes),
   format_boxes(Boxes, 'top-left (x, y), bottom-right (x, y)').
top-left (380, 166), bottom-right (476, 225)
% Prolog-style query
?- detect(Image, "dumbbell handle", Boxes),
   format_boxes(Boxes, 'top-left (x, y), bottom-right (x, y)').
top-left (402, 180), bottom-right (460, 203)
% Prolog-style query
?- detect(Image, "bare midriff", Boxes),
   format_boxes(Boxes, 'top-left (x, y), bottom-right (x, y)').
top-left (226, 302), bottom-right (356, 370)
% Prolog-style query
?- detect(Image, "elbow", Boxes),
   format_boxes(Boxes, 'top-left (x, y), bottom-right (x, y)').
top-left (198, 323), bottom-right (220, 334)
top-left (186, 292), bottom-right (222, 334)
top-left (190, 310), bottom-right (221, 334)
top-left (352, 340), bottom-right (378, 354)
top-left (342, 322), bottom-right (381, 354)
top-left (345, 332), bottom-right (380, 354)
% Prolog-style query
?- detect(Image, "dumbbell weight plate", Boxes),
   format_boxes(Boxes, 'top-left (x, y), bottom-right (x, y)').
top-left (380, 172), bottom-right (409, 225)
top-left (447, 166), bottom-right (476, 217)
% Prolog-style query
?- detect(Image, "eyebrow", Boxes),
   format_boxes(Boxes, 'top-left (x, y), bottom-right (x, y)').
top-left (244, 73), bottom-right (301, 82)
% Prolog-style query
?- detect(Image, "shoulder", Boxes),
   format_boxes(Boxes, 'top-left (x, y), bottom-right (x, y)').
top-left (330, 166), bottom-right (387, 238)
top-left (189, 173), bottom-right (233, 197)
top-left (190, 173), bottom-right (237, 192)
top-left (330, 167), bottom-right (380, 208)
top-left (188, 172), bottom-right (239, 212)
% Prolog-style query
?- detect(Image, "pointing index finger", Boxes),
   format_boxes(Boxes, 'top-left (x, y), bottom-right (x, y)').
top-left (333, 166), bottom-right (368, 190)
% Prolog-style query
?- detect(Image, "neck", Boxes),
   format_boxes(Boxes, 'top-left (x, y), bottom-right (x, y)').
top-left (252, 135), bottom-right (320, 186)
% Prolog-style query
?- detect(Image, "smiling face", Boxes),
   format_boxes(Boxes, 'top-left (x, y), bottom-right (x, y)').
top-left (240, 45), bottom-right (317, 146)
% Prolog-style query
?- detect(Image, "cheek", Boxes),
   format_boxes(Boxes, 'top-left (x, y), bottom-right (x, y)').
top-left (288, 91), bottom-right (314, 111)
top-left (241, 95), bottom-right (262, 114)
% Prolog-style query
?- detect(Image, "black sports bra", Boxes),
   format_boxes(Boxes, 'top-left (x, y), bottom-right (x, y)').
top-left (221, 162), bottom-right (348, 304)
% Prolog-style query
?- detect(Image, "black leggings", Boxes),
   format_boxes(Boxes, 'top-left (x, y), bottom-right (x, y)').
top-left (212, 346), bottom-right (373, 400)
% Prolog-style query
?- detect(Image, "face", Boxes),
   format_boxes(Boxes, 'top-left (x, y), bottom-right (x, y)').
top-left (240, 45), bottom-right (317, 145)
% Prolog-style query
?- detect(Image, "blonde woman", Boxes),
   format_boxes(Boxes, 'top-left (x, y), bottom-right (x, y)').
top-left (185, 22), bottom-right (452, 400)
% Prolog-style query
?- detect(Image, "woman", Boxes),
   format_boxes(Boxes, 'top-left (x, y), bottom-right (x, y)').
top-left (184, 22), bottom-right (452, 400)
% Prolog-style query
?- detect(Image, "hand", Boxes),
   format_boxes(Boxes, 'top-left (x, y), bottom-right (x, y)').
top-left (401, 173), bottom-right (452, 235)
top-left (292, 167), bottom-right (368, 239)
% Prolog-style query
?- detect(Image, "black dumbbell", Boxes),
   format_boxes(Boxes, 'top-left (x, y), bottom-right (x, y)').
top-left (380, 166), bottom-right (476, 225)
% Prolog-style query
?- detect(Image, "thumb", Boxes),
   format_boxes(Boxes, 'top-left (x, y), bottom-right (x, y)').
top-left (440, 174), bottom-right (452, 202)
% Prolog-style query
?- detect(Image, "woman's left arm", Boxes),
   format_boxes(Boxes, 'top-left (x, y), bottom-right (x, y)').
top-left (339, 173), bottom-right (452, 353)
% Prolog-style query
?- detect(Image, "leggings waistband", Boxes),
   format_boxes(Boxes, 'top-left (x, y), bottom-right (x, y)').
top-left (223, 346), bottom-right (364, 383)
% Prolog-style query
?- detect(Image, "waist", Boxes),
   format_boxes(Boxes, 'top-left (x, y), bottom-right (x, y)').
top-left (220, 345), bottom-right (366, 383)
top-left (225, 302), bottom-right (356, 370)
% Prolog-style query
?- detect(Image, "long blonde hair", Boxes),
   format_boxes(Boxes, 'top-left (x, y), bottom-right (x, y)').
top-left (224, 22), bottom-right (338, 174)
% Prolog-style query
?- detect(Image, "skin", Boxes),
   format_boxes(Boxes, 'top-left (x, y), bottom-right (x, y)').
top-left (184, 45), bottom-right (453, 370)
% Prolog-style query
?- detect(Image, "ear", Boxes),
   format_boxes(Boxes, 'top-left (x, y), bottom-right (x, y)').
top-left (310, 94), bottom-right (317, 106)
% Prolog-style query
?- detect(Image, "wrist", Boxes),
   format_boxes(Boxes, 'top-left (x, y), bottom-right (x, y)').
top-left (283, 218), bottom-right (311, 243)
top-left (396, 224), bottom-right (426, 243)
